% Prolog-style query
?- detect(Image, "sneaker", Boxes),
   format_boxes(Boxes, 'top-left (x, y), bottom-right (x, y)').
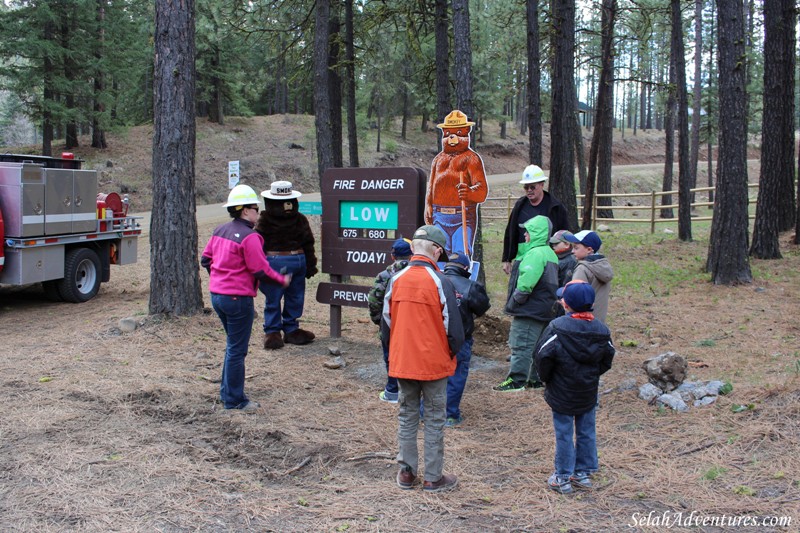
top-left (492, 377), bottom-right (526, 392)
top-left (397, 466), bottom-right (416, 490)
top-left (423, 473), bottom-right (458, 493)
top-left (444, 416), bottom-right (463, 427)
top-left (547, 473), bottom-right (573, 494)
top-left (569, 473), bottom-right (593, 490)
top-left (379, 390), bottom-right (399, 403)
top-left (225, 400), bottom-right (260, 413)
top-left (526, 380), bottom-right (545, 389)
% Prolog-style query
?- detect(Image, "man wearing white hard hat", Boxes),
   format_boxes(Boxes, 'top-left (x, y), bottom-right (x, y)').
top-left (501, 164), bottom-right (569, 275)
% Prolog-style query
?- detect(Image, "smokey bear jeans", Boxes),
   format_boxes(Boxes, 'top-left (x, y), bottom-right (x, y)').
top-left (259, 253), bottom-right (307, 335)
top-left (211, 293), bottom-right (255, 409)
top-left (432, 205), bottom-right (476, 256)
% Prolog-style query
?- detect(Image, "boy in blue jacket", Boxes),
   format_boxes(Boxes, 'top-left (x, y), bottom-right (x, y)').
top-left (535, 280), bottom-right (615, 494)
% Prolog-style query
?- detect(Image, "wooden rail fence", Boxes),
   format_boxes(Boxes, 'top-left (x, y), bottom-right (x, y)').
top-left (480, 184), bottom-right (760, 234)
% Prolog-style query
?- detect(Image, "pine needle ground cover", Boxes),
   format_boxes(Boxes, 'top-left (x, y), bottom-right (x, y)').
top-left (1, 212), bottom-right (798, 532)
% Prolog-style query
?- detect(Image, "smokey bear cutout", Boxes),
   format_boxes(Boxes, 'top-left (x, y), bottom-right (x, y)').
top-left (424, 109), bottom-right (489, 259)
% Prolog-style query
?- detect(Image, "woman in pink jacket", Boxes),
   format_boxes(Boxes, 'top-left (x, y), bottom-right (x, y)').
top-left (201, 185), bottom-right (289, 412)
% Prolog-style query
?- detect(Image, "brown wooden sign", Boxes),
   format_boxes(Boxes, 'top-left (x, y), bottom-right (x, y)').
top-left (320, 167), bottom-right (426, 278)
top-left (315, 282), bottom-right (371, 309)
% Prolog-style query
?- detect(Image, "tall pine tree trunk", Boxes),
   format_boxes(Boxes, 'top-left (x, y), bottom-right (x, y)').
top-left (452, 0), bottom-right (474, 118)
top-left (91, 0), bottom-right (107, 149)
top-left (150, 0), bottom-right (203, 315)
top-left (690, 0), bottom-right (703, 201)
top-left (344, 0), bottom-right (358, 166)
top-left (313, 0), bottom-right (334, 183)
top-left (750, 0), bottom-right (796, 258)
top-left (672, 0), bottom-right (692, 242)
top-left (707, 0), bottom-right (752, 284)
top-left (435, 0), bottom-right (450, 132)
top-left (586, 0), bottom-right (615, 227)
top-left (549, 0), bottom-right (578, 232)
top-left (526, 0), bottom-right (542, 165)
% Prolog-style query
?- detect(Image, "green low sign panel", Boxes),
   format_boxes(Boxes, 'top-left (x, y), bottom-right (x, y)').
top-left (339, 201), bottom-right (398, 229)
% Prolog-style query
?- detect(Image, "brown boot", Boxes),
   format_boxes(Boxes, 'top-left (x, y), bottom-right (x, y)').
top-left (423, 473), bottom-right (458, 493)
top-left (263, 332), bottom-right (284, 350)
top-left (284, 328), bottom-right (315, 345)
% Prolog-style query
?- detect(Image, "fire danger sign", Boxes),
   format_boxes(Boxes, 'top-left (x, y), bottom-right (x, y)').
top-left (319, 167), bottom-right (426, 278)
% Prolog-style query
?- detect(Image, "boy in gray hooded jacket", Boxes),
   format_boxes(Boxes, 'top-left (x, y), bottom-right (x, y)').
top-left (565, 230), bottom-right (613, 324)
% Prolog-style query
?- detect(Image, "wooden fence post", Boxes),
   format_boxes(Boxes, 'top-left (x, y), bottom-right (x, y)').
top-left (650, 191), bottom-right (656, 234)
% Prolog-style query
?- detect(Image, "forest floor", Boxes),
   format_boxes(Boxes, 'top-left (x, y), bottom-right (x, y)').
top-left (1, 116), bottom-right (799, 532)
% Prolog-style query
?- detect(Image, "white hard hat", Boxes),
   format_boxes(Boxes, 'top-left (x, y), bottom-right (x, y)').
top-left (519, 164), bottom-right (548, 184)
top-left (223, 184), bottom-right (260, 207)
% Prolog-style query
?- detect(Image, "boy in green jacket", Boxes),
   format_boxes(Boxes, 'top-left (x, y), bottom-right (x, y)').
top-left (493, 215), bottom-right (559, 392)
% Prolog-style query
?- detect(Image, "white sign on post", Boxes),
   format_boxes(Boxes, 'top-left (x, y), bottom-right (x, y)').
top-left (228, 160), bottom-right (240, 189)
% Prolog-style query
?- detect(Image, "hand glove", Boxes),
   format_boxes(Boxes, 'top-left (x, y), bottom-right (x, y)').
top-left (305, 266), bottom-right (318, 279)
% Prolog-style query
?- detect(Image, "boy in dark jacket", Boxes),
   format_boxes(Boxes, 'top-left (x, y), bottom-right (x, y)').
top-left (442, 252), bottom-right (491, 426)
top-left (368, 238), bottom-right (412, 403)
top-left (535, 280), bottom-right (615, 494)
top-left (549, 229), bottom-right (577, 288)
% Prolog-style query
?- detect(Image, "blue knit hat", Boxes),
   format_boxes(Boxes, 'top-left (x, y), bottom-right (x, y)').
top-left (391, 238), bottom-right (412, 257)
top-left (557, 280), bottom-right (595, 312)
top-left (446, 252), bottom-right (471, 269)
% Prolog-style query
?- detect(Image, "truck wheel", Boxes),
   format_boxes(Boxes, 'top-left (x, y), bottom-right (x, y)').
top-left (42, 280), bottom-right (63, 302)
top-left (58, 248), bottom-right (101, 303)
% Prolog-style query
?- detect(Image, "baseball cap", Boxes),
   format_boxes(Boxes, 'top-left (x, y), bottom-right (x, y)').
top-left (564, 229), bottom-right (602, 252)
top-left (412, 225), bottom-right (447, 250)
top-left (549, 229), bottom-right (574, 245)
top-left (446, 252), bottom-right (470, 269)
top-left (556, 280), bottom-right (595, 312)
top-left (391, 238), bottom-right (412, 257)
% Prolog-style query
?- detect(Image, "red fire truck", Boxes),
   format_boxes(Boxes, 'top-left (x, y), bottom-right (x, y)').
top-left (0, 153), bottom-right (141, 302)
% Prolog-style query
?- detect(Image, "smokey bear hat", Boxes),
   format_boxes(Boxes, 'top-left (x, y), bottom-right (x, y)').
top-left (261, 180), bottom-right (302, 200)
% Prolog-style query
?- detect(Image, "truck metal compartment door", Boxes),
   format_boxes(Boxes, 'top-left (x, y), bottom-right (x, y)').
top-left (0, 163), bottom-right (45, 237)
top-left (0, 246), bottom-right (65, 285)
top-left (44, 168), bottom-right (74, 234)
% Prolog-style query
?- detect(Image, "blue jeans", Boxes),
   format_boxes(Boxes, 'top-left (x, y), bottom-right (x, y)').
top-left (382, 344), bottom-right (399, 394)
top-left (432, 206), bottom-right (476, 255)
top-left (552, 407), bottom-right (598, 478)
top-left (259, 254), bottom-right (306, 335)
top-left (446, 337), bottom-right (473, 420)
top-left (211, 293), bottom-right (255, 409)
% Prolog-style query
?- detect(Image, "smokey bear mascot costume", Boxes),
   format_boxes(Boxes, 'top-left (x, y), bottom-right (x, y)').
top-left (256, 180), bottom-right (318, 350)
